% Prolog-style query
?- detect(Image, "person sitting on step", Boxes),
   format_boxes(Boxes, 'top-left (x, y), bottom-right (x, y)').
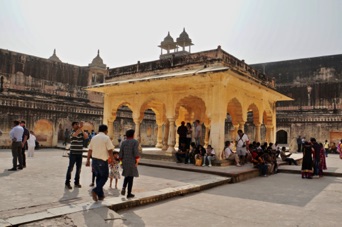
top-left (222, 141), bottom-right (241, 167)
top-left (175, 142), bottom-right (189, 164)
top-left (280, 146), bottom-right (297, 165)
top-left (202, 145), bottom-right (216, 167)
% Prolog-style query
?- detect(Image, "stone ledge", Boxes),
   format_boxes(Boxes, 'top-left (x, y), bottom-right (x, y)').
top-left (1, 177), bottom-right (229, 227)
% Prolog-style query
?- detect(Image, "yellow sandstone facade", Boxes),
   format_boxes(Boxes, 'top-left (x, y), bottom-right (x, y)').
top-left (87, 43), bottom-right (291, 157)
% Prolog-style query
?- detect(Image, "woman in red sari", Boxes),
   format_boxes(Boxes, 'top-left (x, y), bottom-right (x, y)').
top-left (319, 143), bottom-right (327, 177)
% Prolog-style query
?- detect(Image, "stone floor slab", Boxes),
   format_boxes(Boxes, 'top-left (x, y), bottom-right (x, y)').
top-left (5, 211), bottom-right (55, 226)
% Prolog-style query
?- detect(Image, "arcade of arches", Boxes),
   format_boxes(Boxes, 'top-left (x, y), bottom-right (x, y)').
top-left (88, 66), bottom-right (291, 158)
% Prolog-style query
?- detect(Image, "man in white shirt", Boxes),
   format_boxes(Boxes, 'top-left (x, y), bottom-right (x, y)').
top-left (9, 121), bottom-right (24, 171)
top-left (235, 129), bottom-right (249, 165)
top-left (86, 124), bottom-right (115, 202)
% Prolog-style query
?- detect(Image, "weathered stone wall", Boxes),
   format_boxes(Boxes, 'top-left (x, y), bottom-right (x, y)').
top-left (0, 49), bottom-right (89, 86)
top-left (252, 54), bottom-right (342, 145)
top-left (0, 49), bottom-right (104, 147)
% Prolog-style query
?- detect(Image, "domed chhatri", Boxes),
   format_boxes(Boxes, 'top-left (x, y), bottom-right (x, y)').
top-left (158, 32), bottom-right (177, 53)
top-left (177, 28), bottom-right (193, 50)
top-left (48, 49), bottom-right (62, 62)
top-left (159, 29), bottom-right (194, 59)
top-left (89, 49), bottom-right (106, 69)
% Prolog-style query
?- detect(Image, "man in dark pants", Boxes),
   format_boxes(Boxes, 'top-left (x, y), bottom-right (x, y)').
top-left (20, 121), bottom-right (30, 168)
top-left (86, 124), bottom-right (115, 201)
top-left (8, 121), bottom-right (24, 171)
top-left (297, 136), bottom-right (302, 153)
top-left (177, 121), bottom-right (188, 148)
top-left (65, 121), bottom-right (88, 189)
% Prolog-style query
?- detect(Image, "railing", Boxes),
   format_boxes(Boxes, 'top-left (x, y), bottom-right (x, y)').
top-left (107, 48), bottom-right (275, 88)
top-left (0, 97), bottom-right (103, 115)
top-left (276, 105), bottom-right (342, 111)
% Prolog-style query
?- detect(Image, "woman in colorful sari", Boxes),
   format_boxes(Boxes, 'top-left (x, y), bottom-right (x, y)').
top-left (318, 143), bottom-right (327, 177)
top-left (301, 142), bottom-right (313, 179)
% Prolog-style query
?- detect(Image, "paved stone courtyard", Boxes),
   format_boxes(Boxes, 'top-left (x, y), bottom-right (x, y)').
top-left (0, 148), bottom-right (342, 226)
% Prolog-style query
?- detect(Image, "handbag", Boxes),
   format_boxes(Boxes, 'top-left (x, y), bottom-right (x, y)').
top-left (195, 157), bottom-right (202, 166)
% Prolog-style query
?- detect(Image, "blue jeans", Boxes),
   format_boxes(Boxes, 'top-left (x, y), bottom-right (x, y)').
top-left (65, 153), bottom-right (83, 185)
top-left (258, 163), bottom-right (268, 176)
top-left (92, 158), bottom-right (109, 198)
top-left (313, 159), bottom-right (320, 176)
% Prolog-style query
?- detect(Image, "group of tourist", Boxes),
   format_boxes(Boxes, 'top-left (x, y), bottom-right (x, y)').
top-left (300, 137), bottom-right (327, 179)
top-left (8, 120), bottom-right (37, 171)
top-left (175, 122), bottom-right (331, 179)
top-left (65, 121), bottom-right (140, 201)
top-left (175, 128), bottom-right (248, 168)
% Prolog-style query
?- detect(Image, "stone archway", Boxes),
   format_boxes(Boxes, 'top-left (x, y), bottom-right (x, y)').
top-left (276, 130), bottom-right (288, 144)
top-left (139, 98), bottom-right (166, 148)
top-left (227, 98), bottom-right (243, 140)
top-left (57, 123), bottom-right (64, 141)
top-left (175, 96), bottom-right (208, 146)
top-left (82, 122), bottom-right (94, 134)
top-left (246, 103), bottom-right (261, 142)
top-left (33, 119), bottom-right (53, 147)
top-left (113, 105), bottom-right (135, 146)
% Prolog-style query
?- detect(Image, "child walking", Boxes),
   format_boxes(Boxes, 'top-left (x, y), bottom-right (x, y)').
top-left (109, 151), bottom-right (121, 189)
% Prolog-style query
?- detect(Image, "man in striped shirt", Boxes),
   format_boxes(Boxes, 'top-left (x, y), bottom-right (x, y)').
top-left (65, 121), bottom-right (88, 189)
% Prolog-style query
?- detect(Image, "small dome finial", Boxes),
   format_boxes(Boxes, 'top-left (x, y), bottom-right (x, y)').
top-left (48, 49), bottom-right (62, 62)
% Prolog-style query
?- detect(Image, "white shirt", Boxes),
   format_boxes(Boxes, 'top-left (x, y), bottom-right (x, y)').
top-left (224, 147), bottom-right (233, 158)
top-left (10, 125), bottom-right (24, 142)
top-left (27, 134), bottom-right (36, 147)
top-left (89, 132), bottom-right (114, 161)
top-left (236, 133), bottom-right (249, 148)
top-left (206, 148), bottom-right (215, 155)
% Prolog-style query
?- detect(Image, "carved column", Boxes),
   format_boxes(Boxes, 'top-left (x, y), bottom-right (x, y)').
top-left (230, 124), bottom-right (239, 142)
top-left (155, 123), bottom-right (163, 148)
top-left (175, 123), bottom-right (179, 149)
top-left (265, 125), bottom-right (273, 143)
top-left (108, 120), bottom-right (114, 140)
top-left (162, 121), bottom-right (169, 150)
top-left (166, 118), bottom-right (176, 154)
top-left (254, 123), bottom-right (261, 143)
top-left (204, 124), bottom-right (210, 148)
top-left (238, 121), bottom-right (245, 131)
top-left (133, 118), bottom-right (141, 142)
top-left (270, 126), bottom-right (275, 143)
top-left (133, 117), bottom-right (142, 152)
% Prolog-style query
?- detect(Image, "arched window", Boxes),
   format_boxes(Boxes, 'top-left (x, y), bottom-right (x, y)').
top-left (276, 130), bottom-right (287, 144)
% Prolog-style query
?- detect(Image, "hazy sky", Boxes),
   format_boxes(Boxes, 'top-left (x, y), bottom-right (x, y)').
top-left (0, 0), bottom-right (341, 67)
